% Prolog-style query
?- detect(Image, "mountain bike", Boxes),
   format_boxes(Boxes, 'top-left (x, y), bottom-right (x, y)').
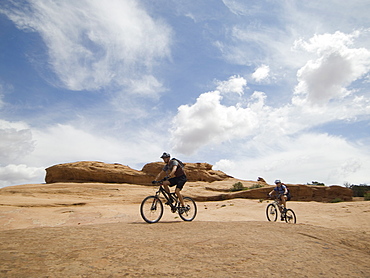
top-left (266, 194), bottom-right (296, 224)
top-left (140, 178), bottom-right (197, 223)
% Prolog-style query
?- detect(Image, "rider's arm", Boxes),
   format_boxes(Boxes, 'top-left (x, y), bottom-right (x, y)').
top-left (168, 165), bottom-right (177, 178)
top-left (268, 189), bottom-right (274, 196)
top-left (283, 185), bottom-right (288, 195)
top-left (154, 170), bottom-right (165, 181)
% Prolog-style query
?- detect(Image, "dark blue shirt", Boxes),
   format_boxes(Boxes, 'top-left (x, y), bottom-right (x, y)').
top-left (274, 184), bottom-right (287, 194)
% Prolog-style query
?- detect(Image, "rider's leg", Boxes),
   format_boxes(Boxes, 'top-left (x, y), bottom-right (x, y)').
top-left (175, 187), bottom-right (185, 207)
top-left (162, 181), bottom-right (171, 194)
top-left (281, 195), bottom-right (287, 210)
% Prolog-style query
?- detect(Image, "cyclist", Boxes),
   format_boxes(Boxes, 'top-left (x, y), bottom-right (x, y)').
top-left (269, 179), bottom-right (289, 218)
top-left (152, 152), bottom-right (187, 208)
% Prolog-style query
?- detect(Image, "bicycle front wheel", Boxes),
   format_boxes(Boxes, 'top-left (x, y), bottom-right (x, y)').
top-left (284, 209), bottom-right (296, 224)
top-left (140, 196), bottom-right (163, 223)
top-left (266, 204), bottom-right (278, 222)
top-left (178, 197), bottom-right (197, 221)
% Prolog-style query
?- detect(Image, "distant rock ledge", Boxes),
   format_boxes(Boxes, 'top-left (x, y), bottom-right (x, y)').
top-left (45, 161), bottom-right (232, 185)
top-left (45, 161), bottom-right (353, 202)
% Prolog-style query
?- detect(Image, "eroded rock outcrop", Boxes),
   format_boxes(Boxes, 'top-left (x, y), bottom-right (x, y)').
top-left (196, 183), bottom-right (353, 202)
top-left (45, 161), bottom-right (149, 184)
top-left (45, 161), bottom-right (352, 202)
top-left (45, 161), bottom-right (232, 184)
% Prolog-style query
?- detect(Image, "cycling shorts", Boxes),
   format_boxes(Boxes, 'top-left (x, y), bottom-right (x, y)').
top-left (280, 194), bottom-right (291, 201)
top-left (168, 175), bottom-right (187, 190)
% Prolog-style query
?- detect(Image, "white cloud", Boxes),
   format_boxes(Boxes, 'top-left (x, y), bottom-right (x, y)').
top-left (125, 75), bottom-right (166, 97)
top-left (293, 31), bottom-right (370, 105)
top-left (27, 124), bottom-right (163, 167)
top-left (0, 164), bottom-right (45, 188)
top-left (2, 0), bottom-right (172, 92)
top-left (171, 76), bottom-right (262, 154)
top-left (0, 84), bottom-right (5, 109)
top-left (0, 120), bottom-right (34, 163)
top-left (0, 120), bottom-right (169, 187)
top-left (216, 75), bottom-right (247, 96)
top-left (222, 0), bottom-right (263, 16)
top-left (214, 133), bottom-right (370, 185)
top-left (171, 33), bottom-right (370, 182)
top-left (0, 119), bottom-right (43, 187)
top-left (252, 64), bottom-right (270, 82)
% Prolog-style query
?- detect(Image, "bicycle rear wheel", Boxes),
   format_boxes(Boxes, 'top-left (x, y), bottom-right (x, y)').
top-left (178, 197), bottom-right (197, 221)
top-left (140, 196), bottom-right (163, 223)
top-left (266, 204), bottom-right (278, 222)
top-left (284, 209), bottom-right (296, 224)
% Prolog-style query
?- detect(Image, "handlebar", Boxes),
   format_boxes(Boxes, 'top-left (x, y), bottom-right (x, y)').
top-left (267, 193), bottom-right (282, 200)
top-left (152, 176), bottom-right (169, 184)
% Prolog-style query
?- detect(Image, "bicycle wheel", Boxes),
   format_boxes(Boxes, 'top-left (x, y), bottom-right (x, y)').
top-left (284, 209), bottom-right (296, 224)
top-left (140, 196), bottom-right (163, 223)
top-left (266, 204), bottom-right (278, 222)
top-left (178, 197), bottom-right (197, 221)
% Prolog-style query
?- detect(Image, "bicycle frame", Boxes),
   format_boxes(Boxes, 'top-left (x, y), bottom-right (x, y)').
top-left (270, 194), bottom-right (285, 210)
top-left (273, 198), bottom-right (284, 212)
top-left (154, 180), bottom-right (179, 212)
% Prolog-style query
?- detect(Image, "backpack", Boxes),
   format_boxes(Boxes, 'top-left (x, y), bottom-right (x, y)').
top-left (171, 158), bottom-right (185, 168)
top-left (285, 185), bottom-right (291, 201)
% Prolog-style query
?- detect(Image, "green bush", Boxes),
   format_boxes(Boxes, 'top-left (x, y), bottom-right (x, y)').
top-left (230, 182), bottom-right (245, 192)
top-left (364, 192), bottom-right (370, 201)
top-left (249, 184), bottom-right (263, 189)
top-left (230, 182), bottom-right (264, 192)
top-left (330, 198), bottom-right (343, 203)
top-left (350, 184), bottom-right (370, 197)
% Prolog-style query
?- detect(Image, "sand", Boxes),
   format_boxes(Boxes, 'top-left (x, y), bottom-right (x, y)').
top-left (0, 182), bottom-right (369, 277)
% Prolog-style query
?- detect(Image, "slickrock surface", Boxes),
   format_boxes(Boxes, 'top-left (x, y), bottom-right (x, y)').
top-left (0, 182), bottom-right (369, 277)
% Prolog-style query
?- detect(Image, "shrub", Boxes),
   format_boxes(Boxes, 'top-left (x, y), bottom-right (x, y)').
top-left (308, 181), bottom-right (325, 186)
top-left (350, 184), bottom-right (370, 197)
top-left (364, 192), bottom-right (370, 201)
top-left (230, 182), bottom-right (245, 192)
top-left (330, 198), bottom-right (343, 203)
top-left (249, 184), bottom-right (263, 189)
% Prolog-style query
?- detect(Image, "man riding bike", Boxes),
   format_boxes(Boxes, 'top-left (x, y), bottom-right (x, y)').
top-left (152, 152), bottom-right (187, 208)
top-left (269, 179), bottom-right (289, 219)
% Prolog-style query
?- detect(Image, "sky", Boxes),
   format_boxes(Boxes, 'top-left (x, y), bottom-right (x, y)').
top-left (0, 0), bottom-right (370, 188)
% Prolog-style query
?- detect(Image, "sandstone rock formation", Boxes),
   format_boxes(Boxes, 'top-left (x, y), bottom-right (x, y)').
top-left (196, 183), bottom-right (353, 202)
top-left (45, 161), bottom-right (232, 185)
top-left (45, 161), bottom-right (352, 202)
top-left (257, 177), bottom-right (267, 183)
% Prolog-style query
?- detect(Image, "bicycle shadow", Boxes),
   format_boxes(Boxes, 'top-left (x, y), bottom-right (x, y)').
top-left (130, 220), bottom-right (188, 225)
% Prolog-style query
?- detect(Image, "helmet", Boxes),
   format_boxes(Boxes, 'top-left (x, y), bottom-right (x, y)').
top-left (274, 179), bottom-right (281, 184)
top-left (160, 152), bottom-right (170, 158)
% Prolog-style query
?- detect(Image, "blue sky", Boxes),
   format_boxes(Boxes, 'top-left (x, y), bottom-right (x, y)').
top-left (0, 0), bottom-right (370, 187)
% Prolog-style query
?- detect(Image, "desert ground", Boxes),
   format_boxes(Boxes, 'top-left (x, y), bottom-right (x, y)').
top-left (0, 182), bottom-right (369, 277)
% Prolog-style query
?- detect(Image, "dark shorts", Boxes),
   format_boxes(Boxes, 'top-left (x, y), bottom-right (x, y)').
top-left (280, 194), bottom-right (291, 201)
top-left (168, 175), bottom-right (187, 190)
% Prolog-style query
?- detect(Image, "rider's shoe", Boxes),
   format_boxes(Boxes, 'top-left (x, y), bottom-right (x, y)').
top-left (179, 205), bottom-right (190, 213)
